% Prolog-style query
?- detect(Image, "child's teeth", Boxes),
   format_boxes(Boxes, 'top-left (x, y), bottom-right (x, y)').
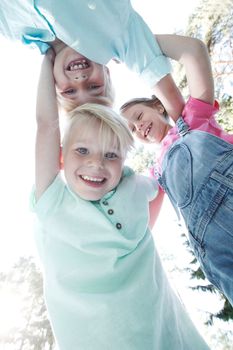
top-left (145, 124), bottom-right (151, 137)
top-left (68, 60), bottom-right (89, 70)
top-left (82, 175), bottom-right (103, 182)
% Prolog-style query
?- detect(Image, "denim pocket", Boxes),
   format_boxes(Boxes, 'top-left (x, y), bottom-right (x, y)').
top-left (162, 143), bottom-right (193, 208)
top-left (211, 177), bottom-right (233, 238)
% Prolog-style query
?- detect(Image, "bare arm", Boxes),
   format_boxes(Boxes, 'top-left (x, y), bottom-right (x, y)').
top-left (35, 50), bottom-right (60, 200)
top-left (149, 35), bottom-right (215, 225)
top-left (149, 186), bottom-right (165, 229)
top-left (155, 34), bottom-right (215, 109)
top-left (152, 73), bottom-right (185, 122)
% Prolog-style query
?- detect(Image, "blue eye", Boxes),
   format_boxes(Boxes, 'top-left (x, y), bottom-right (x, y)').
top-left (63, 88), bottom-right (76, 95)
top-left (76, 147), bottom-right (89, 155)
top-left (105, 152), bottom-right (118, 159)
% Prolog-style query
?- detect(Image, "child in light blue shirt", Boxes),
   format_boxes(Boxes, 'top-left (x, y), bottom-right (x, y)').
top-left (0, 0), bottom-right (184, 115)
top-left (30, 49), bottom-right (211, 350)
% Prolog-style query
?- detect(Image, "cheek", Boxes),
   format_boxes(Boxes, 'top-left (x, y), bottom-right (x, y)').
top-left (53, 61), bottom-right (65, 87)
top-left (63, 153), bottom-right (77, 168)
top-left (53, 60), bottom-right (59, 80)
top-left (110, 162), bottom-right (123, 179)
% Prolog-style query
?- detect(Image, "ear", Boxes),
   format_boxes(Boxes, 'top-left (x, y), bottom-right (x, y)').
top-left (157, 104), bottom-right (165, 114)
top-left (60, 145), bottom-right (64, 170)
top-left (153, 102), bottom-right (165, 114)
top-left (104, 65), bottom-right (110, 77)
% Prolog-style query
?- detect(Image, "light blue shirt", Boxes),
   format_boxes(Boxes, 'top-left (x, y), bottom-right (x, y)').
top-left (0, 0), bottom-right (171, 86)
top-left (30, 167), bottom-right (210, 350)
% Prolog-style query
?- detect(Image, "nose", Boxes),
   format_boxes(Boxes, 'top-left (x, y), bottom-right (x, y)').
top-left (135, 121), bottom-right (143, 132)
top-left (87, 154), bottom-right (104, 169)
top-left (74, 74), bottom-right (88, 82)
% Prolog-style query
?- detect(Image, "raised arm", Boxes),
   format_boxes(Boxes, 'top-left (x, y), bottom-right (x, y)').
top-left (152, 73), bottom-right (185, 122)
top-left (35, 50), bottom-right (61, 200)
top-left (155, 34), bottom-right (215, 114)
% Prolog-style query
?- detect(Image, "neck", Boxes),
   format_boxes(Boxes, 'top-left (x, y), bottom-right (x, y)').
top-left (161, 124), bottom-right (172, 141)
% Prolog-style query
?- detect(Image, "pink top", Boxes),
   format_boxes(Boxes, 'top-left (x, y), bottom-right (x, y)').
top-left (156, 96), bottom-right (233, 173)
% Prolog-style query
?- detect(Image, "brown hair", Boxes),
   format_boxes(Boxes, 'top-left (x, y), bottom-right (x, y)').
top-left (120, 95), bottom-right (168, 120)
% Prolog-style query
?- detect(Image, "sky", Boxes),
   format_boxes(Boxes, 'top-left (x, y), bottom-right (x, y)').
top-left (1, 0), bottom-right (228, 345)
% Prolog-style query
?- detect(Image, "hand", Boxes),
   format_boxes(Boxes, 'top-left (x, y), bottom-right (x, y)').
top-left (45, 47), bottom-right (56, 64)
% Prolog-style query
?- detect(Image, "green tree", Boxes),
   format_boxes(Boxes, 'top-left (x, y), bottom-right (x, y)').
top-left (186, 0), bottom-right (233, 132)
top-left (0, 256), bottom-right (54, 350)
top-left (127, 145), bottom-right (156, 174)
top-left (174, 0), bottom-right (233, 132)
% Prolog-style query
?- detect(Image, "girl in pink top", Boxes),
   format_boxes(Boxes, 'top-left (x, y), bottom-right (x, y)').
top-left (121, 34), bottom-right (233, 306)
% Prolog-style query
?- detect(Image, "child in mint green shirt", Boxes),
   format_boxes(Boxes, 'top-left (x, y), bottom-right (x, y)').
top-left (30, 50), bottom-right (211, 350)
top-left (0, 0), bottom-right (183, 116)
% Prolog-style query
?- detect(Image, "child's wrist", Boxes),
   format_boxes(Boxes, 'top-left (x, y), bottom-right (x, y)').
top-left (45, 48), bottom-right (56, 64)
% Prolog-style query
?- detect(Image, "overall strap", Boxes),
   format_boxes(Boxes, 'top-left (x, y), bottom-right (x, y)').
top-left (176, 116), bottom-right (190, 136)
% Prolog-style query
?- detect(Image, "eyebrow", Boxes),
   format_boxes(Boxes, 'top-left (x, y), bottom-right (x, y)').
top-left (67, 90), bottom-right (106, 103)
top-left (127, 109), bottom-right (138, 121)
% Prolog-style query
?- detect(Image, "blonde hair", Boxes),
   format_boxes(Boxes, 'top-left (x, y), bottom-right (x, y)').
top-left (56, 70), bottom-right (115, 112)
top-left (57, 95), bottom-right (113, 113)
top-left (62, 103), bottom-right (134, 159)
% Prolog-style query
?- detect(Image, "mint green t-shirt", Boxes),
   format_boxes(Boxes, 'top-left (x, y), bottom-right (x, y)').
top-left (0, 0), bottom-right (171, 87)
top-left (30, 167), bottom-right (210, 350)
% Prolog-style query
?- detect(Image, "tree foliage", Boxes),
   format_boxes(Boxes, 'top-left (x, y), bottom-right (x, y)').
top-left (127, 145), bottom-right (156, 174)
top-left (0, 256), bottom-right (54, 350)
top-left (186, 0), bottom-right (233, 92)
top-left (176, 0), bottom-right (233, 132)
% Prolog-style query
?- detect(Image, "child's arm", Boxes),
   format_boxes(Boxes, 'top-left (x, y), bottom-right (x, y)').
top-left (35, 50), bottom-right (61, 200)
top-left (155, 34), bottom-right (214, 121)
top-left (152, 73), bottom-right (185, 122)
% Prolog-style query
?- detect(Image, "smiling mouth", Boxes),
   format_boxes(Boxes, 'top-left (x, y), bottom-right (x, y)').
top-left (144, 123), bottom-right (152, 138)
top-left (66, 59), bottom-right (90, 71)
top-left (80, 175), bottom-right (106, 185)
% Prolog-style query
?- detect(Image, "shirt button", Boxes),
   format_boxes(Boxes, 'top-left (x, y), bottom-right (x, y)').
top-left (102, 200), bottom-right (108, 206)
top-left (108, 209), bottom-right (114, 215)
top-left (116, 223), bottom-right (122, 230)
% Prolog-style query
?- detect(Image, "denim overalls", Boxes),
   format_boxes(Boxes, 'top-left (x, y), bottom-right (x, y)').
top-left (158, 116), bottom-right (233, 305)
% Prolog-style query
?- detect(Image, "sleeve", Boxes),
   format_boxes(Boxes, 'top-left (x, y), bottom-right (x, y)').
top-left (139, 174), bottom-right (159, 202)
top-left (122, 11), bottom-right (172, 87)
top-left (182, 97), bottom-right (219, 128)
top-left (0, 0), bottom-right (55, 53)
top-left (30, 174), bottom-right (65, 220)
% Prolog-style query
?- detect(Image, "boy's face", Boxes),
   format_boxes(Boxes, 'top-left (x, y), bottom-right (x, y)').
top-left (53, 46), bottom-right (111, 106)
top-left (122, 103), bottom-right (170, 144)
top-left (63, 121), bottom-right (124, 201)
